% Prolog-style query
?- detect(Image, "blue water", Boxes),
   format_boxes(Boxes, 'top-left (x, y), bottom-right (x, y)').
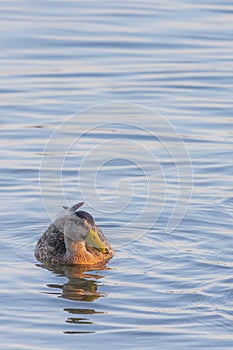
top-left (1, 1), bottom-right (233, 349)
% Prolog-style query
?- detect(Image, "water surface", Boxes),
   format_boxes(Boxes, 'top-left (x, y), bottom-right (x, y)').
top-left (0, 1), bottom-right (233, 349)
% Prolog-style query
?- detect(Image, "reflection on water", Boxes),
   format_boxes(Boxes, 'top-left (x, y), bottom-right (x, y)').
top-left (64, 308), bottom-right (104, 334)
top-left (37, 263), bottom-right (108, 333)
top-left (40, 263), bottom-right (107, 302)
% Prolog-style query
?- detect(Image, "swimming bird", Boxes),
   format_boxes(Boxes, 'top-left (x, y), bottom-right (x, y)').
top-left (35, 202), bottom-right (114, 266)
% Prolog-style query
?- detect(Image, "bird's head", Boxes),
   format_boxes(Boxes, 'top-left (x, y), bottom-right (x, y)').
top-left (64, 210), bottom-right (109, 255)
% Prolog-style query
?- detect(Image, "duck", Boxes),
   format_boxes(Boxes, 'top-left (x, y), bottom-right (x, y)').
top-left (35, 202), bottom-right (114, 266)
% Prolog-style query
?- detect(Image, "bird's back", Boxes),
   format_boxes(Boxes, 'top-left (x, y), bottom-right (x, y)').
top-left (35, 223), bottom-right (66, 264)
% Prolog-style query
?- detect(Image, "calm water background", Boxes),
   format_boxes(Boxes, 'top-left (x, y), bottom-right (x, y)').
top-left (1, 1), bottom-right (233, 349)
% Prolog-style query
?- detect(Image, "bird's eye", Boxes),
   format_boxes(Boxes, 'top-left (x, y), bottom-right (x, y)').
top-left (80, 231), bottom-right (88, 239)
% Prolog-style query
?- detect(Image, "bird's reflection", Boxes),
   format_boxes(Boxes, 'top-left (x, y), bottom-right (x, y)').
top-left (37, 263), bottom-right (110, 333)
top-left (38, 263), bottom-right (109, 302)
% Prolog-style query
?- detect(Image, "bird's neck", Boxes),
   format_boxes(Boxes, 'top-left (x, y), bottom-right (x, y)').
top-left (64, 239), bottom-right (95, 265)
top-left (64, 237), bottom-right (109, 265)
